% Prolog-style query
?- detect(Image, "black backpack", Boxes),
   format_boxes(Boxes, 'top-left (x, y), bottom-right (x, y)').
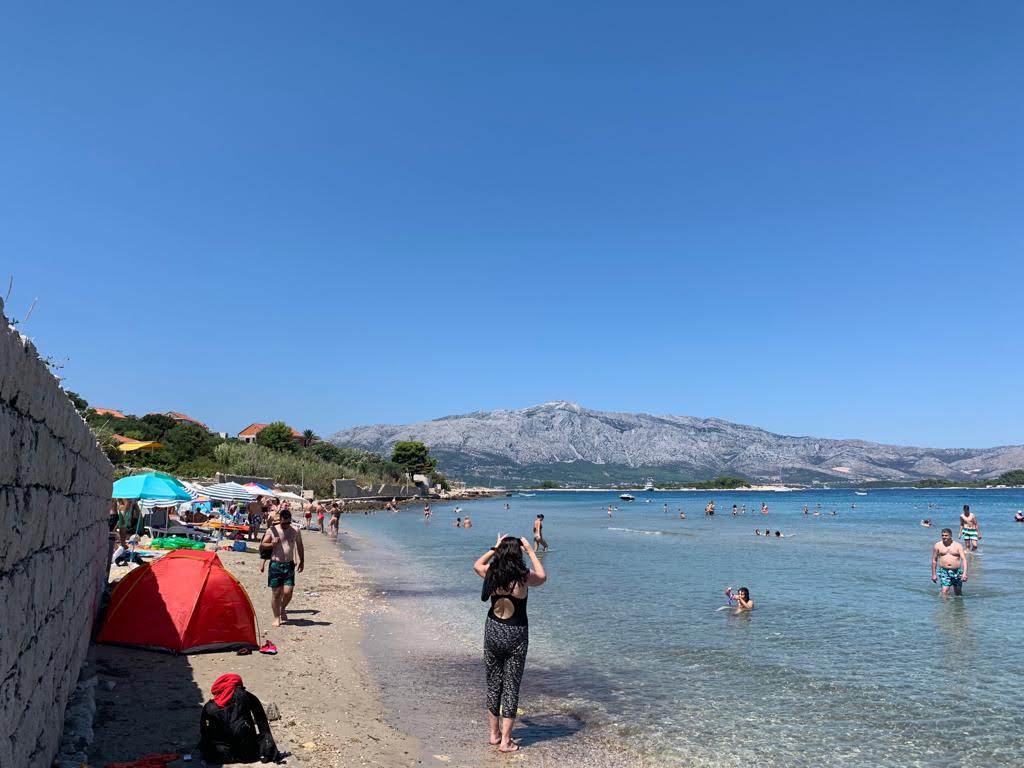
top-left (199, 686), bottom-right (281, 764)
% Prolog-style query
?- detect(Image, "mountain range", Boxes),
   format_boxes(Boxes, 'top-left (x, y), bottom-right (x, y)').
top-left (329, 401), bottom-right (1024, 486)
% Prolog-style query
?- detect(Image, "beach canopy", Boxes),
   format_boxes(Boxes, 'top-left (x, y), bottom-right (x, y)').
top-left (112, 471), bottom-right (193, 501)
top-left (272, 489), bottom-right (307, 504)
top-left (117, 440), bottom-right (164, 453)
top-left (97, 550), bottom-right (258, 654)
top-left (197, 482), bottom-right (257, 502)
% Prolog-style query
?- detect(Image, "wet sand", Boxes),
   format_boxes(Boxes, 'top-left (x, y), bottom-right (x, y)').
top-left (348, 532), bottom-right (665, 768)
top-left (90, 532), bottom-right (418, 767)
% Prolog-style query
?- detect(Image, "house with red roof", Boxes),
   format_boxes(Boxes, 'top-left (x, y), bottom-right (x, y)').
top-left (161, 411), bottom-right (211, 431)
top-left (237, 422), bottom-right (303, 444)
top-left (93, 407), bottom-right (126, 419)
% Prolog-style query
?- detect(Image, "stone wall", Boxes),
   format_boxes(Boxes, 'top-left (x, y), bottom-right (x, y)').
top-left (0, 307), bottom-right (114, 768)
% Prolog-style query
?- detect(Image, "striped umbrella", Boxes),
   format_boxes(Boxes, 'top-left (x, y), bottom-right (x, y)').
top-left (141, 481), bottom-right (203, 509)
top-left (196, 482), bottom-right (257, 502)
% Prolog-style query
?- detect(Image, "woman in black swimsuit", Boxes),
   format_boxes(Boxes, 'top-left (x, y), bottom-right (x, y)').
top-left (473, 534), bottom-right (547, 753)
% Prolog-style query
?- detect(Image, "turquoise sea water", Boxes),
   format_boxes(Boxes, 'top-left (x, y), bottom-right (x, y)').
top-left (342, 489), bottom-right (1024, 767)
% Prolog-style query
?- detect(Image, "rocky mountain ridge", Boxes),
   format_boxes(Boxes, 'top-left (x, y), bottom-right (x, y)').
top-left (329, 401), bottom-right (1024, 485)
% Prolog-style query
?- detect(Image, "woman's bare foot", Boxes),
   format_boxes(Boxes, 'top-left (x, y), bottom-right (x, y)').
top-left (498, 741), bottom-right (520, 753)
top-left (272, 618), bottom-right (281, 627)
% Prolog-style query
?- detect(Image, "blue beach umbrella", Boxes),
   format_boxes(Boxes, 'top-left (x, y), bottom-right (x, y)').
top-left (112, 471), bottom-right (193, 501)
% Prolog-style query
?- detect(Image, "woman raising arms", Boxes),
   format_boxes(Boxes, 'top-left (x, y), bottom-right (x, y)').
top-left (473, 534), bottom-right (547, 753)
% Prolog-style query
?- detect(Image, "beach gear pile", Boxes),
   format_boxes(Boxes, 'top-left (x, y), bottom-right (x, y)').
top-left (148, 536), bottom-right (205, 551)
top-left (199, 673), bottom-right (282, 764)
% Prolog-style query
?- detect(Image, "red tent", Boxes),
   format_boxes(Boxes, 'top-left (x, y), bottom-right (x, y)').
top-left (98, 550), bottom-right (258, 653)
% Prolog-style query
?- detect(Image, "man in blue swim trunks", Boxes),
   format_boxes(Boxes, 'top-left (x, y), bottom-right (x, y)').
top-left (931, 528), bottom-right (967, 598)
top-left (261, 509), bottom-right (305, 626)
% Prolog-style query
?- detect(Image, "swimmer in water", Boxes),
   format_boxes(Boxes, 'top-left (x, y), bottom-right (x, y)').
top-left (455, 518), bottom-right (462, 527)
top-left (679, 509), bottom-right (686, 520)
top-left (1015, 511), bottom-right (1024, 523)
top-left (754, 528), bottom-right (762, 536)
top-left (932, 528), bottom-right (968, 598)
top-left (959, 504), bottom-right (981, 552)
top-left (761, 502), bottom-right (769, 515)
top-left (733, 587), bottom-right (754, 612)
top-left (921, 518), bottom-right (932, 527)
top-left (464, 515), bottom-right (473, 529)
top-left (607, 505), bottom-right (613, 518)
top-left (732, 504), bottom-right (738, 517)
top-left (803, 505), bottom-right (809, 515)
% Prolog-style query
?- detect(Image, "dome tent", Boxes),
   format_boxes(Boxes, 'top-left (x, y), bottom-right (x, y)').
top-left (98, 550), bottom-right (258, 653)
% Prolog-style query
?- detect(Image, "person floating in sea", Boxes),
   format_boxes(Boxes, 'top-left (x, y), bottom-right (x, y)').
top-left (607, 505), bottom-right (613, 518)
top-left (424, 503), bottom-right (432, 521)
top-left (803, 505), bottom-right (809, 515)
top-left (1015, 510), bottom-right (1024, 523)
top-left (732, 504), bottom-right (738, 516)
top-left (473, 534), bottom-right (547, 753)
top-left (464, 515), bottom-right (473, 529)
top-left (724, 586), bottom-right (754, 612)
top-left (932, 527), bottom-right (968, 598)
top-left (533, 514), bottom-right (549, 552)
top-left (679, 509), bottom-right (686, 520)
top-left (959, 505), bottom-right (981, 552)
top-left (705, 500), bottom-right (715, 516)
top-left (761, 502), bottom-right (769, 515)
top-left (921, 518), bottom-right (932, 527)
top-left (455, 517), bottom-right (462, 528)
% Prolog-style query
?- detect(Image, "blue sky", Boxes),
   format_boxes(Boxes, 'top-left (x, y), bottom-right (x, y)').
top-left (4, 2), bottom-right (1022, 446)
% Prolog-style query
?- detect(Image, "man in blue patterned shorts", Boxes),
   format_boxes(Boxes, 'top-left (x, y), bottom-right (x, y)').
top-left (931, 528), bottom-right (967, 598)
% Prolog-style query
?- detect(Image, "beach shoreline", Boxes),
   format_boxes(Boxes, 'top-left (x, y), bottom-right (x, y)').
top-left (89, 532), bottom-right (419, 767)
top-left (344, 523), bottom-right (667, 768)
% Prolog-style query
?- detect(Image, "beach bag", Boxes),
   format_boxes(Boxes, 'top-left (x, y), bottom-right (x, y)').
top-left (199, 694), bottom-right (257, 763)
top-left (259, 525), bottom-right (278, 560)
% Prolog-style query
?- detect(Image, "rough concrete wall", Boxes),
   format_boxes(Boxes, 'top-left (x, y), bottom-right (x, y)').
top-left (0, 308), bottom-right (114, 768)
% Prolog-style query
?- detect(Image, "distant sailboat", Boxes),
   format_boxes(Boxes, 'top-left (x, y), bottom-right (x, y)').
top-left (854, 490), bottom-right (868, 496)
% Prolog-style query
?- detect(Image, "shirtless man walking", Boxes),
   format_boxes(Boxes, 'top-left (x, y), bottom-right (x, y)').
top-left (533, 514), bottom-right (549, 552)
top-left (931, 528), bottom-right (968, 598)
top-left (959, 504), bottom-right (981, 552)
top-left (261, 509), bottom-right (305, 625)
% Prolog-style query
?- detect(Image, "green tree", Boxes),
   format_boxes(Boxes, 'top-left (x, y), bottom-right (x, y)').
top-left (142, 413), bottom-right (177, 435)
top-left (537, 480), bottom-right (559, 489)
top-left (63, 389), bottom-right (88, 411)
top-left (163, 422), bottom-right (214, 465)
top-left (390, 441), bottom-right (437, 476)
top-left (257, 421), bottom-right (297, 452)
top-left (301, 429), bottom-right (318, 447)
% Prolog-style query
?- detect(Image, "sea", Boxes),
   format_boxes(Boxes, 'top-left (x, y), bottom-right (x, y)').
top-left (339, 489), bottom-right (1024, 767)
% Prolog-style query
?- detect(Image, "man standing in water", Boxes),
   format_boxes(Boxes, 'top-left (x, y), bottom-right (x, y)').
top-left (261, 509), bottom-right (305, 625)
top-left (533, 514), bottom-right (549, 551)
top-left (931, 528), bottom-right (968, 598)
top-left (959, 504), bottom-right (981, 552)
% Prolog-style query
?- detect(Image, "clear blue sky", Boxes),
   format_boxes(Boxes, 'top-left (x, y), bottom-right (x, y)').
top-left (5, 2), bottom-right (1022, 446)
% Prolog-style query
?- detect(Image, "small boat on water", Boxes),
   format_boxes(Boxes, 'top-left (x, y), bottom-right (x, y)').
top-left (854, 491), bottom-right (868, 496)
top-left (620, 493), bottom-right (636, 501)
top-left (518, 493), bottom-right (536, 497)
top-left (643, 477), bottom-right (655, 492)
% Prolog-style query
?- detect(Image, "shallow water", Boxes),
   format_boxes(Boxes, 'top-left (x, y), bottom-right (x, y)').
top-left (342, 489), bottom-right (1024, 767)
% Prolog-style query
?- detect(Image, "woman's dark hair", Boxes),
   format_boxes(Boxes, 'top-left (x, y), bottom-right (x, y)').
top-left (737, 587), bottom-right (750, 600)
top-left (482, 537), bottom-right (529, 600)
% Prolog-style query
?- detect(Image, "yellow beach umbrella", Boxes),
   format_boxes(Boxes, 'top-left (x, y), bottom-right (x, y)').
top-left (117, 441), bottom-right (165, 452)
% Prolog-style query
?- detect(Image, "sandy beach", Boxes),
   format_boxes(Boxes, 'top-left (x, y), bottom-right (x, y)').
top-left (89, 532), bottom-right (418, 767)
